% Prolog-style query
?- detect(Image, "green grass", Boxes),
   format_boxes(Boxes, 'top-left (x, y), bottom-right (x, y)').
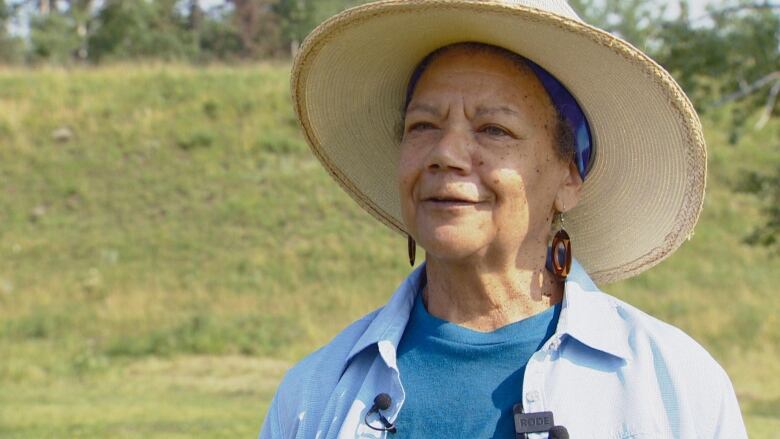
top-left (0, 355), bottom-right (284, 438)
top-left (0, 63), bottom-right (777, 437)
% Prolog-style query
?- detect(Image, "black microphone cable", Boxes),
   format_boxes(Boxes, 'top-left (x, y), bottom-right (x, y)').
top-left (364, 393), bottom-right (397, 434)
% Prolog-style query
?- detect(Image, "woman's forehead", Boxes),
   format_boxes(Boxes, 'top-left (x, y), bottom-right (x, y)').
top-left (409, 48), bottom-right (555, 116)
top-left (428, 46), bottom-right (533, 73)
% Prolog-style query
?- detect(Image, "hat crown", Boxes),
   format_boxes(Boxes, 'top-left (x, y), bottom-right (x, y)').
top-left (475, 0), bottom-right (582, 21)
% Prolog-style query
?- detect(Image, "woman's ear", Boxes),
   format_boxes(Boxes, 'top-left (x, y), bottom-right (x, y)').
top-left (554, 161), bottom-right (583, 213)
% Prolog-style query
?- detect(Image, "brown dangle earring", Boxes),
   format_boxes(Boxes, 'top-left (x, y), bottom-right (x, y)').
top-left (551, 209), bottom-right (572, 280)
top-left (407, 234), bottom-right (416, 266)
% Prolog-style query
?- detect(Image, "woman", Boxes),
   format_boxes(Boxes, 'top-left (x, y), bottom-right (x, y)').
top-left (261, 1), bottom-right (747, 438)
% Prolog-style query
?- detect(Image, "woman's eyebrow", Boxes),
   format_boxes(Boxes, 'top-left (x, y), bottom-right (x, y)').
top-left (475, 105), bottom-right (519, 117)
top-left (406, 103), bottom-right (441, 117)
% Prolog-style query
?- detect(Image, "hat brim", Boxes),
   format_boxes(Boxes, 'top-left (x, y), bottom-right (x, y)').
top-left (291, 0), bottom-right (706, 284)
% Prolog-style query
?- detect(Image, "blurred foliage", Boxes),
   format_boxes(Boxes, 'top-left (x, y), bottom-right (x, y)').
top-left (88, 0), bottom-right (198, 62)
top-left (570, 0), bottom-right (779, 252)
top-left (569, 0), bottom-right (672, 51)
top-left (0, 0), bottom-right (23, 62)
top-left (736, 164), bottom-right (780, 251)
top-left (29, 7), bottom-right (81, 62)
top-left (2, 0), bottom-right (378, 63)
top-left (655, 3), bottom-right (779, 254)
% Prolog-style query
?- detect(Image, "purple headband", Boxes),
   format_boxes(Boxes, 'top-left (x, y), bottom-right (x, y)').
top-left (525, 60), bottom-right (593, 180)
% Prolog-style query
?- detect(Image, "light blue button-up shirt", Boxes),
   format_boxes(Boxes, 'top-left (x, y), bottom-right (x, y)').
top-left (259, 259), bottom-right (747, 438)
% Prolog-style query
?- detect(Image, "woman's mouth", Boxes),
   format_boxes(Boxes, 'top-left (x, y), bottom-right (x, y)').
top-left (423, 196), bottom-right (481, 208)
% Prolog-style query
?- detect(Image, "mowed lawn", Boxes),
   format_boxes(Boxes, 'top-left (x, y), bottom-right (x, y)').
top-left (0, 64), bottom-right (777, 438)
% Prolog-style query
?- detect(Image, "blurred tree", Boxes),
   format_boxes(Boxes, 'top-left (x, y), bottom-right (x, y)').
top-left (272, 0), bottom-right (372, 56)
top-left (29, 3), bottom-right (81, 63)
top-left (655, 3), bottom-right (780, 112)
top-left (64, 0), bottom-right (93, 60)
top-left (9, 0), bottom-right (382, 61)
top-left (38, 0), bottom-right (51, 15)
top-left (0, 0), bottom-right (8, 29)
top-left (569, 0), bottom-right (669, 52)
top-left (89, 0), bottom-right (196, 62)
top-left (0, 0), bottom-right (24, 63)
top-left (188, 0), bottom-right (203, 32)
top-left (572, 0), bottom-right (779, 253)
top-left (273, 0), bottom-right (315, 56)
top-left (198, 10), bottom-right (244, 61)
top-left (25, 0), bottom-right (95, 63)
top-left (228, 0), bottom-right (282, 58)
top-left (658, 3), bottom-right (779, 253)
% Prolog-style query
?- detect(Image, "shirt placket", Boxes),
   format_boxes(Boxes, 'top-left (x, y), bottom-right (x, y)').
top-left (377, 340), bottom-right (405, 426)
top-left (522, 334), bottom-right (562, 439)
top-left (335, 341), bottom-right (405, 439)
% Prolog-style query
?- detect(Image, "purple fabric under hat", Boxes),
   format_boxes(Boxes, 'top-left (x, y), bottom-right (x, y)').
top-left (526, 60), bottom-right (593, 180)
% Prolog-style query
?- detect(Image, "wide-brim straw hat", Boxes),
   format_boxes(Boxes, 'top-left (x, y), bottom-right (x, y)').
top-left (290, 0), bottom-right (706, 284)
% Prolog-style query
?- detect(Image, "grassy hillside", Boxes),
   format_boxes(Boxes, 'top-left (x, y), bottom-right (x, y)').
top-left (0, 64), bottom-right (777, 437)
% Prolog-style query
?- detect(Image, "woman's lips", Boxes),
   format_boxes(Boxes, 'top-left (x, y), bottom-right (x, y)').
top-left (422, 197), bottom-right (481, 208)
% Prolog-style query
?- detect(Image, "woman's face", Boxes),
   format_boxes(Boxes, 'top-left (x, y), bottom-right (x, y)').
top-left (398, 48), bottom-right (581, 262)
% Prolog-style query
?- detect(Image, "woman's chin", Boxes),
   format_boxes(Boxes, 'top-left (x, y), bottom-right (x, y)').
top-left (417, 225), bottom-right (490, 261)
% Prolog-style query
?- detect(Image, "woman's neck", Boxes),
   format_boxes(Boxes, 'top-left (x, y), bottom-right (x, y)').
top-left (423, 251), bottom-right (563, 332)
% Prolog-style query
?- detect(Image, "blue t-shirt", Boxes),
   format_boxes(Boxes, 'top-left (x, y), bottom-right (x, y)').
top-left (395, 291), bottom-right (561, 438)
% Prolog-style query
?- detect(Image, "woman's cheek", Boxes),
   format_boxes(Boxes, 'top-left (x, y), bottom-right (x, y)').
top-left (397, 157), bottom-right (419, 229)
top-left (491, 167), bottom-right (526, 196)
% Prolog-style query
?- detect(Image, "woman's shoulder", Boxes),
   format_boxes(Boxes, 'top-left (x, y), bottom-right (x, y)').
top-left (264, 268), bottom-right (422, 437)
top-left (261, 306), bottom-right (385, 437)
top-left (283, 306), bottom-right (383, 383)
top-left (593, 290), bottom-right (737, 405)
top-left (565, 261), bottom-right (722, 370)
top-left (271, 307), bottom-right (383, 400)
top-left (586, 290), bottom-right (745, 437)
top-left (606, 292), bottom-right (719, 364)
top-left (565, 273), bottom-right (719, 370)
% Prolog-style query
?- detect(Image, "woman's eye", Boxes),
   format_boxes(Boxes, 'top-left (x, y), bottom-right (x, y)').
top-left (480, 125), bottom-right (511, 137)
top-left (408, 122), bottom-right (436, 132)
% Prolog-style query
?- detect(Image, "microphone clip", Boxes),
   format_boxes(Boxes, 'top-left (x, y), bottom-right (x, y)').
top-left (364, 393), bottom-right (397, 434)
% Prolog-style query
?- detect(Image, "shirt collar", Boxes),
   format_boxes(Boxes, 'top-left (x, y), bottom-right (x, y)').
top-left (558, 259), bottom-right (632, 361)
top-left (344, 258), bottom-right (631, 369)
top-left (345, 264), bottom-right (424, 367)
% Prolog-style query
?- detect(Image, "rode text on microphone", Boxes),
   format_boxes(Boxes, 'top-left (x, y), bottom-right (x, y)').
top-left (513, 403), bottom-right (569, 438)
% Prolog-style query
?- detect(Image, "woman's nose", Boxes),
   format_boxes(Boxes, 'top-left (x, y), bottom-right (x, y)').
top-left (424, 126), bottom-right (472, 175)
